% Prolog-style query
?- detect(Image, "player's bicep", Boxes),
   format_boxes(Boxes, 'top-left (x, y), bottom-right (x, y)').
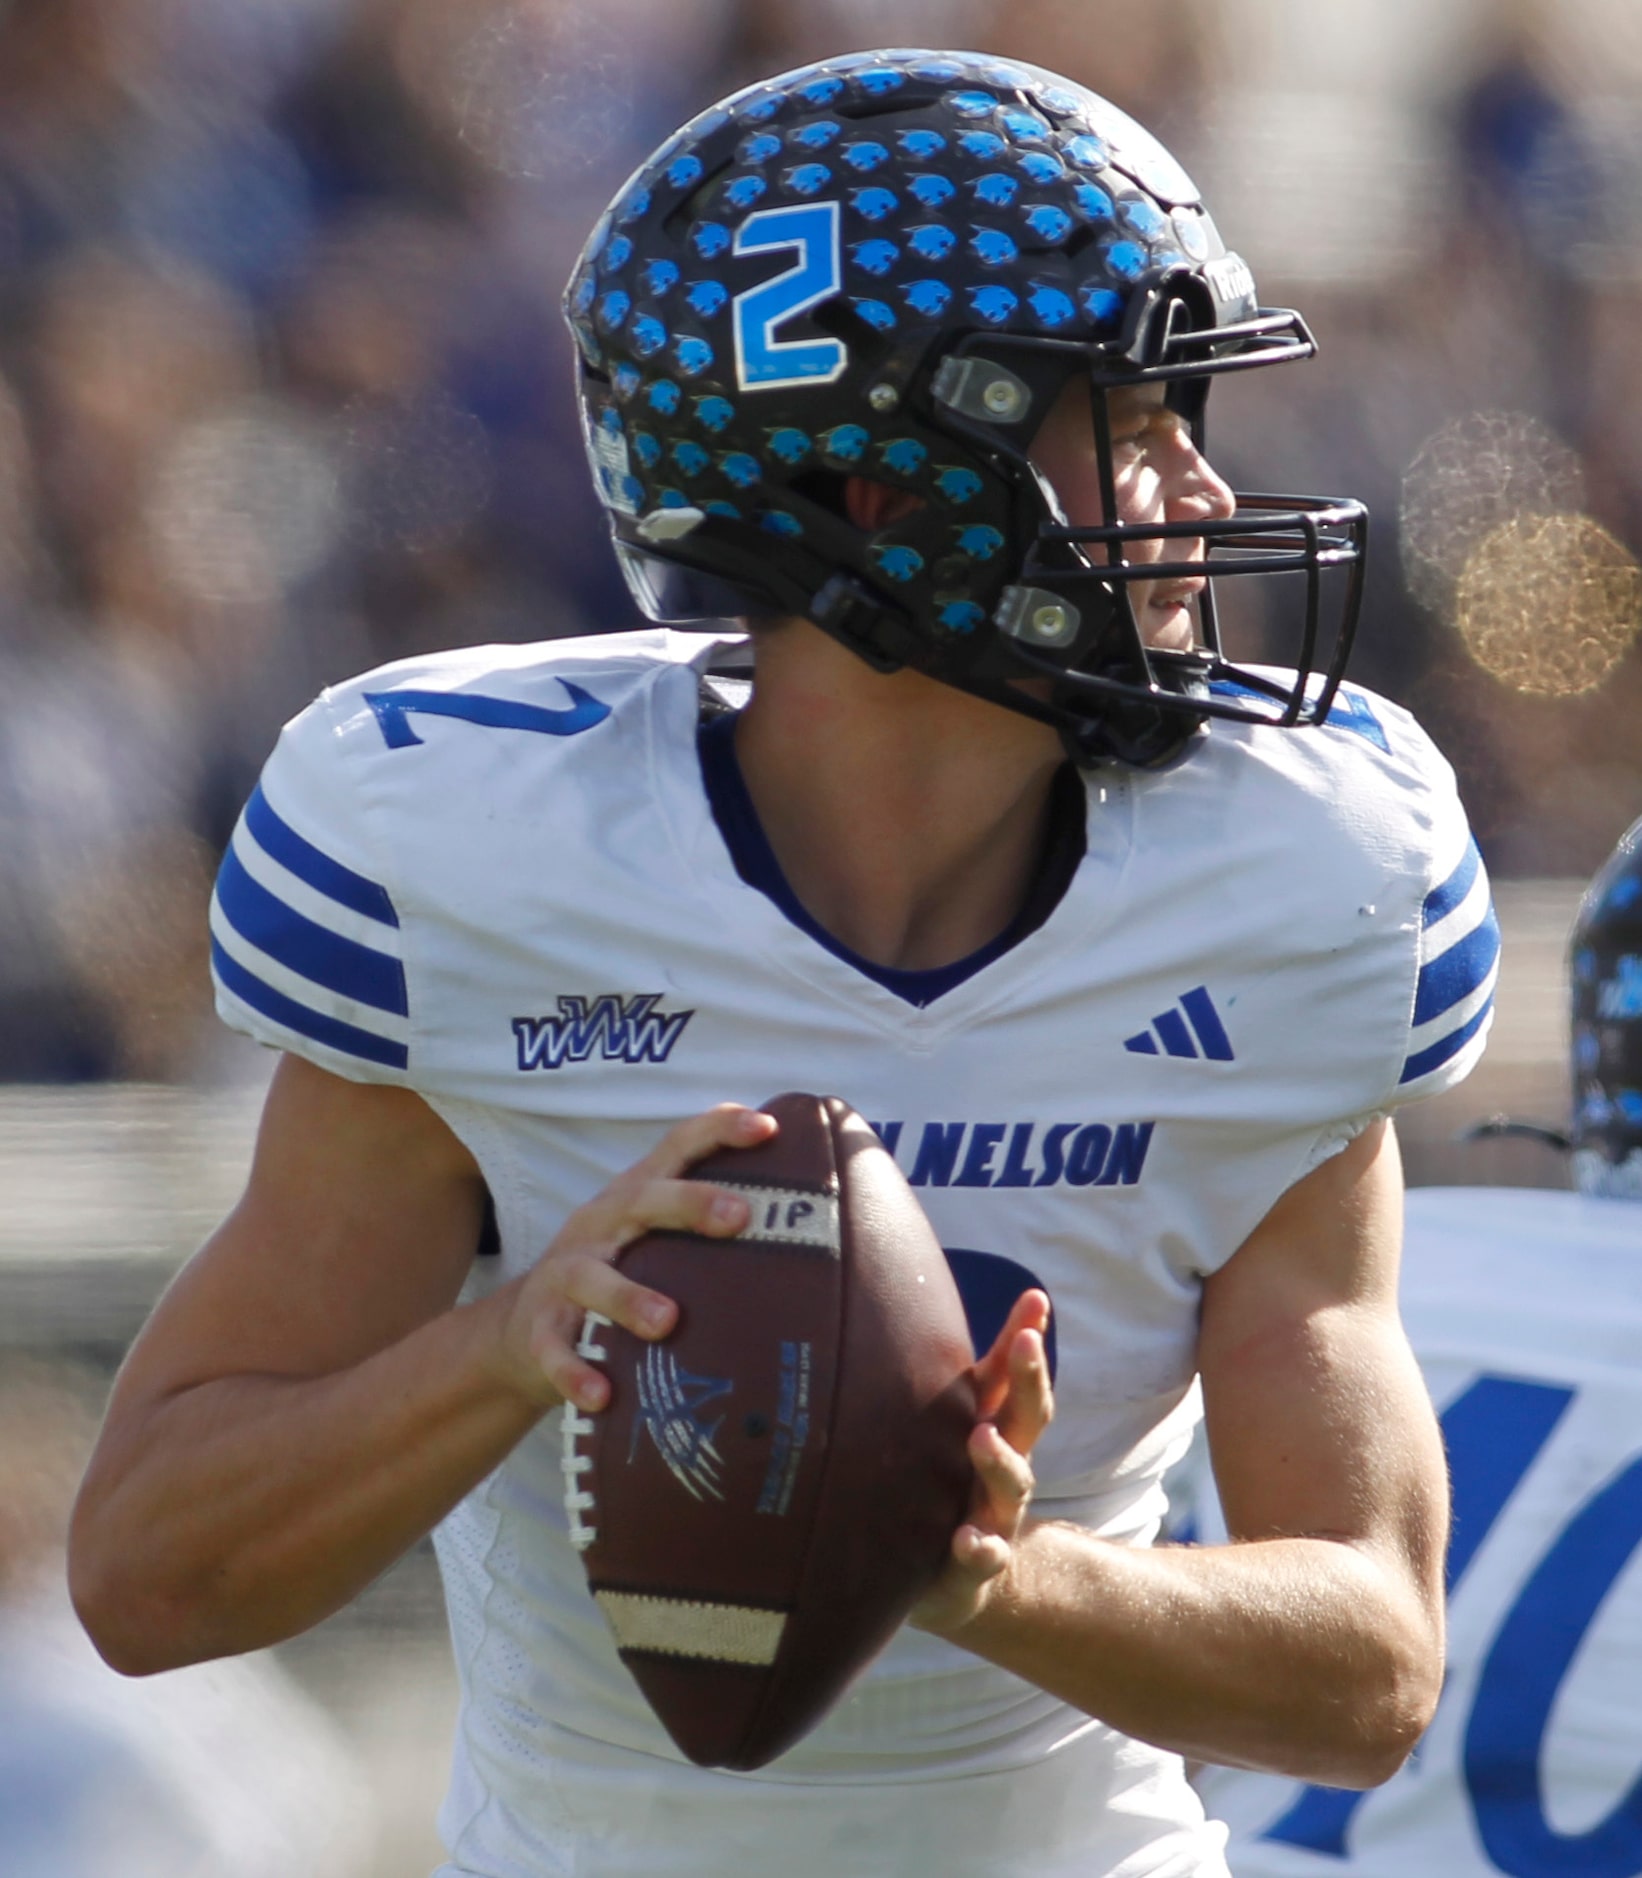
top-left (110, 1054), bottom-right (487, 1413)
top-left (1196, 1122), bottom-right (1446, 1590)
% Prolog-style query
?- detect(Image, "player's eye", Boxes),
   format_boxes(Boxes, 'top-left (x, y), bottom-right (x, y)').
top-left (1112, 406), bottom-right (1185, 458)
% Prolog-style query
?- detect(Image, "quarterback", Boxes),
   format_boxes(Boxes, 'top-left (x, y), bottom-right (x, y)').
top-left (71, 51), bottom-right (1497, 1878)
top-left (1197, 815), bottom-right (1642, 1878)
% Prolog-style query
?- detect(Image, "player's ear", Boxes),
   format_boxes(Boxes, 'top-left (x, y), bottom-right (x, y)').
top-left (843, 476), bottom-right (924, 532)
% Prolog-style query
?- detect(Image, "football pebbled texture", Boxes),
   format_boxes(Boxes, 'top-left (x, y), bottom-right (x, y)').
top-left (561, 1092), bottom-right (977, 1770)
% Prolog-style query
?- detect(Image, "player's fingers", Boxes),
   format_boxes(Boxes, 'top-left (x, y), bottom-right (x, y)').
top-left (558, 1104), bottom-right (773, 1245)
top-left (992, 1325), bottom-right (1054, 1456)
top-left (630, 1102), bottom-right (778, 1181)
top-left (969, 1419), bottom-right (1036, 1534)
top-left (951, 1524), bottom-right (1011, 1582)
top-left (971, 1289), bottom-right (1052, 1421)
top-left (561, 1248), bottom-right (680, 1336)
top-left (547, 1354), bottom-right (620, 1415)
top-left (532, 1150), bottom-right (780, 1405)
top-left (906, 1526), bottom-right (1007, 1635)
top-left (557, 1162), bottom-right (757, 1264)
top-left (610, 1173), bottom-right (758, 1249)
top-left (521, 1246), bottom-right (689, 1410)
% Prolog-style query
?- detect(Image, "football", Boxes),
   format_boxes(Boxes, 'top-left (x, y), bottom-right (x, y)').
top-left (560, 1091), bottom-right (978, 1770)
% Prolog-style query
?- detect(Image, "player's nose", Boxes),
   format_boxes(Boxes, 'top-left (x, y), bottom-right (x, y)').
top-left (1166, 436), bottom-right (1235, 525)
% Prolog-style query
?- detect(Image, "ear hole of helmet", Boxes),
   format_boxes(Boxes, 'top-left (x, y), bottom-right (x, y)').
top-left (789, 467), bottom-right (851, 519)
top-left (784, 466), bottom-right (929, 550)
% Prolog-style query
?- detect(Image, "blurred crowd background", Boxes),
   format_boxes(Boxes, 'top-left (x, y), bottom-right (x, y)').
top-left (2, 0), bottom-right (1639, 1871)
top-left (0, 0), bottom-right (1640, 1084)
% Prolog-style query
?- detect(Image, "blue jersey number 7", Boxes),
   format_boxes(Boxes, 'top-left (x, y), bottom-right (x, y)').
top-left (362, 683), bottom-right (611, 749)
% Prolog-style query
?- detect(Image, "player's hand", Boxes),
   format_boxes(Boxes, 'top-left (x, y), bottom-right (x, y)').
top-left (907, 1288), bottom-right (1053, 1638)
top-left (491, 1103), bottom-right (778, 1411)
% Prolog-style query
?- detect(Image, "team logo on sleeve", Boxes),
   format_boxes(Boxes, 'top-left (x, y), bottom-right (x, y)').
top-left (512, 994), bottom-right (694, 1069)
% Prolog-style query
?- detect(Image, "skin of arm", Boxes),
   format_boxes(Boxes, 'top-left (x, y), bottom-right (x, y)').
top-left (913, 1118), bottom-right (1448, 1790)
top-left (68, 1053), bottom-right (778, 1674)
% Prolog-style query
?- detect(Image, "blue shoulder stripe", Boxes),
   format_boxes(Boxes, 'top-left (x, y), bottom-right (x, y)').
top-left (212, 939), bottom-right (408, 1071)
top-left (1413, 904), bottom-right (1501, 1027)
top-left (216, 847), bottom-right (408, 1016)
top-left (1422, 839), bottom-right (1480, 929)
top-left (1399, 998), bottom-right (1493, 1085)
top-left (244, 785), bottom-right (399, 928)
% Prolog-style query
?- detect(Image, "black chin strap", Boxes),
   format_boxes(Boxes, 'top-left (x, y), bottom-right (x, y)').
top-left (803, 580), bottom-right (1205, 771)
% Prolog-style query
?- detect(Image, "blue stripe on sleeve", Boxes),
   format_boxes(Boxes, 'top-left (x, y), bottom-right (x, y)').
top-left (1399, 997), bottom-right (1493, 1085)
top-left (1422, 839), bottom-right (1480, 929)
top-left (216, 846), bottom-right (408, 1016)
top-left (211, 938), bottom-right (408, 1071)
top-left (244, 785), bottom-right (399, 928)
top-left (1412, 904), bottom-right (1501, 1026)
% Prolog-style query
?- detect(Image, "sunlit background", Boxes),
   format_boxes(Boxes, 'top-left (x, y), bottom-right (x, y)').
top-left (1, 1), bottom-right (1637, 1870)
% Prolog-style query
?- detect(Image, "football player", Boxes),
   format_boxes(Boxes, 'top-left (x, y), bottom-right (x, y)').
top-left (1196, 815), bottom-right (1642, 1878)
top-left (70, 51), bottom-right (1499, 1878)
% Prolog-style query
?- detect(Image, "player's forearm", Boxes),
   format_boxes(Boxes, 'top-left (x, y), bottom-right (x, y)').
top-left (956, 1521), bottom-right (1442, 1788)
top-left (69, 1285), bottom-right (545, 1674)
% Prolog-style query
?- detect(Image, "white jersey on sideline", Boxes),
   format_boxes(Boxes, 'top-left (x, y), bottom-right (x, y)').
top-left (1196, 1185), bottom-right (1642, 1878)
top-left (209, 630), bottom-right (1494, 1878)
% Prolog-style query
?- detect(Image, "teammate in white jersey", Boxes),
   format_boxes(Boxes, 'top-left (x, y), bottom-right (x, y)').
top-left (71, 52), bottom-right (1498, 1878)
top-left (1197, 814), bottom-right (1642, 1878)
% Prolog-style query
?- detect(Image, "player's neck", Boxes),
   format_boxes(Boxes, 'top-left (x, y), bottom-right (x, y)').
top-left (734, 624), bottom-right (1069, 973)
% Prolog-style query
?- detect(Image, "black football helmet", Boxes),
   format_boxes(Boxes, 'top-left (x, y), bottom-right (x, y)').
top-left (1570, 814), bottom-right (1642, 1199)
top-left (563, 49), bottom-right (1367, 766)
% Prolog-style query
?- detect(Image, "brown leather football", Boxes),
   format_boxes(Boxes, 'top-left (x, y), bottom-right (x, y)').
top-left (560, 1092), bottom-right (977, 1770)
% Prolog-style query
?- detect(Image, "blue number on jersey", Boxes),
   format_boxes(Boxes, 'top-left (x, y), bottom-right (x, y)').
top-left (731, 202), bottom-right (847, 391)
top-left (1465, 1454), bottom-right (1642, 1876)
top-left (362, 683), bottom-right (612, 749)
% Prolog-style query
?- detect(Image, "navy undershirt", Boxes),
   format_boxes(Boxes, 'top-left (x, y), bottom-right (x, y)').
top-left (696, 710), bottom-right (1088, 1008)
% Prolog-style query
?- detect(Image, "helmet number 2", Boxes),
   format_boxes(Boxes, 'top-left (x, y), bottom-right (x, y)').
top-left (731, 202), bottom-right (847, 393)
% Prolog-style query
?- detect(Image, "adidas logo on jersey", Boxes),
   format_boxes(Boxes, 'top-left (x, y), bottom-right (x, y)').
top-left (1124, 986), bottom-right (1235, 1061)
top-left (512, 995), bottom-right (694, 1070)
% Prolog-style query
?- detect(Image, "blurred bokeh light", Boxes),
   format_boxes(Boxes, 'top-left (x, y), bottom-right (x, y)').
top-left (145, 399), bottom-right (342, 604)
top-left (1455, 510), bottom-right (1640, 695)
top-left (1400, 410), bottom-right (1587, 616)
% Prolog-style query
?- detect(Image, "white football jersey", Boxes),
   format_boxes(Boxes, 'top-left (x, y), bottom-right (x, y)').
top-left (210, 630), bottom-right (1495, 1878)
top-left (1196, 1187), bottom-right (1642, 1878)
